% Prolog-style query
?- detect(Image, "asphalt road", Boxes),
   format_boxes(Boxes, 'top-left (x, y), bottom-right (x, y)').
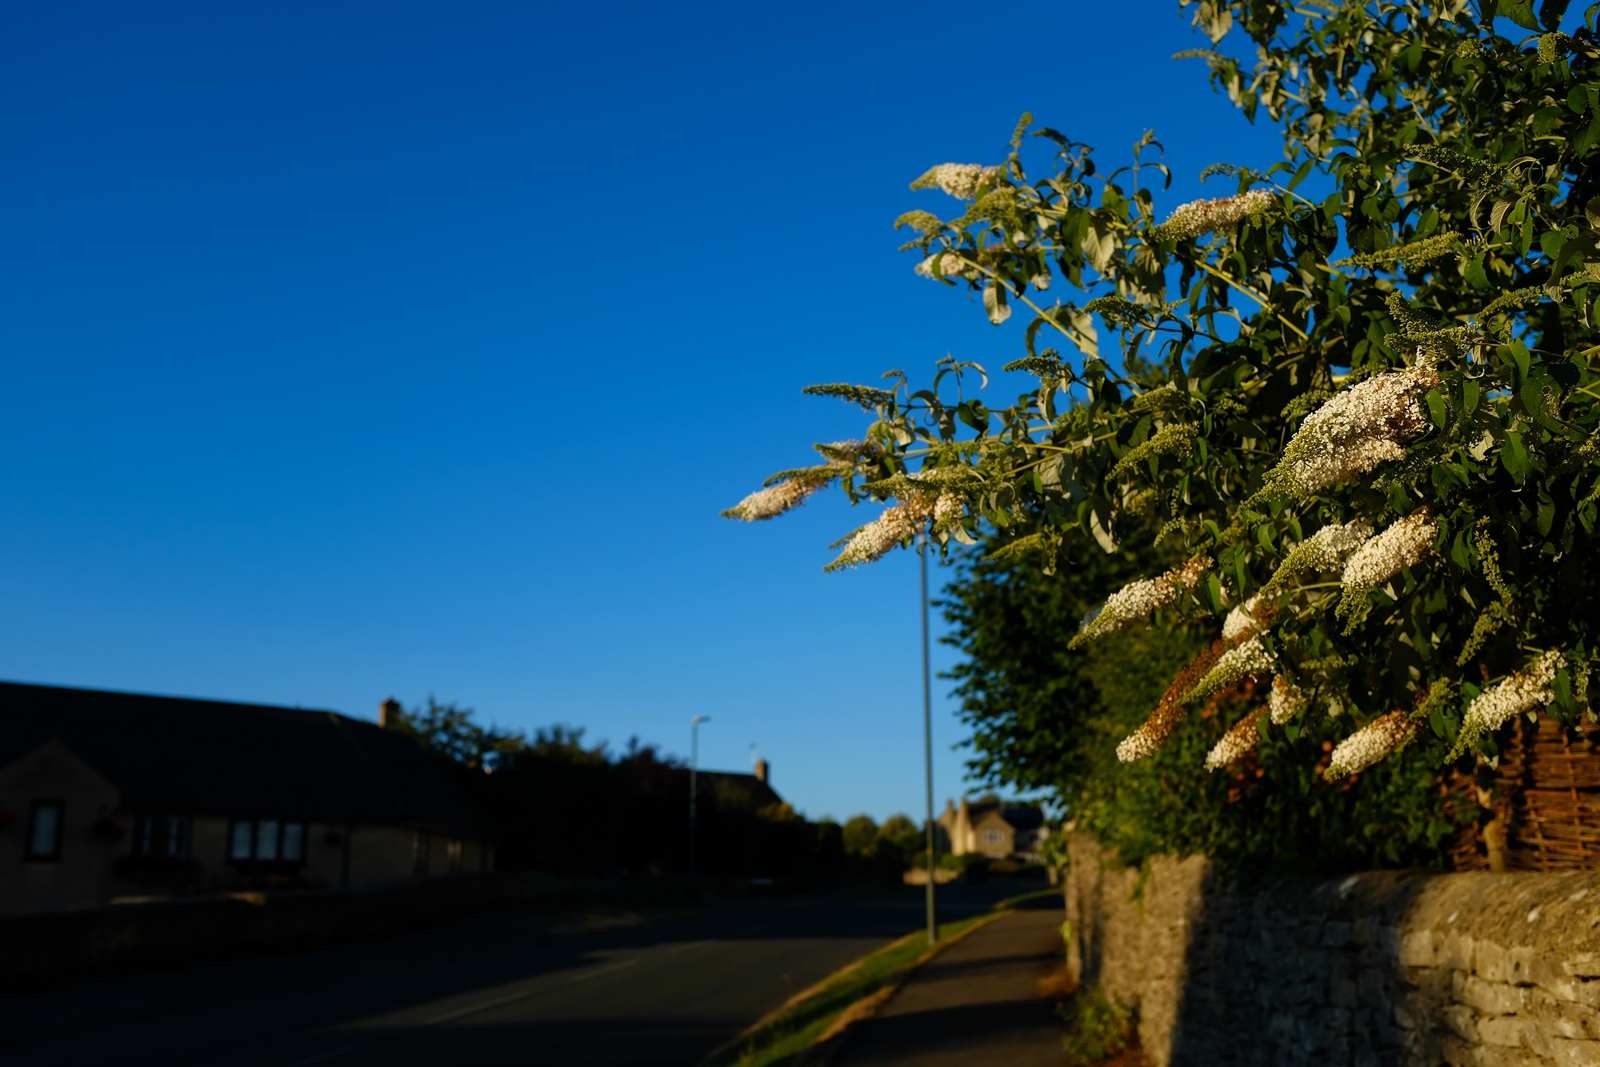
top-left (0, 882), bottom-right (1026, 1067)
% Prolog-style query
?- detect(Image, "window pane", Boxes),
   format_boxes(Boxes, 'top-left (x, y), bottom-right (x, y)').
top-left (282, 823), bottom-right (304, 862)
top-left (28, 803), bottom-right (61, 858)
top-left (230, 821), bottom-right (254, 860)
top-left (257, 820), bottom-right (279, 861)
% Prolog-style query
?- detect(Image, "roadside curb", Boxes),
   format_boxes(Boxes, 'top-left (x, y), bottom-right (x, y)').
top-left (696, 889), bottom-right (1059, 1067)
top-left (788, 913), bottom-right (1005, 1067)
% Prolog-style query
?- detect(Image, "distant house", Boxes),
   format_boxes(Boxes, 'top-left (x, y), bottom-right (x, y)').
top-left (0, 683), bottom-right (497, 914)
top-left (698, 759), bottom-right (784, 812)
top-left (936, 797), bottom-right (1049, 861)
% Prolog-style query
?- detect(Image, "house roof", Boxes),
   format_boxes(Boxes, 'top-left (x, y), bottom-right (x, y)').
top-left (698, 771), bottom-right (783, 811)
top-left (965, 799), bottom-right (1046, 833)
top-left (0, 681), bottom-right (496, 838)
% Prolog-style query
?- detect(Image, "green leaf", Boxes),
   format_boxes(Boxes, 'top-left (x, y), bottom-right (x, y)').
top-left (1500, 0), bottom-right (1542, 33)
top-left (1288, 158), bottom-right (1314, 191)
top-left (1464, 255), bottom-right (1490, 290)
top-left (1203, 574), bottom-right (1224, 614)
top-left (983, 284), bottom-right (1011, 325)
top-left (1501, 430), bottom-right (1532, 484)
top-left (1490, 198), bottom-right (1516, 234)
top-left (1426, 388), bottom-right (1448, 429)
top-left (1556, 668), bottom-right (1574, 710)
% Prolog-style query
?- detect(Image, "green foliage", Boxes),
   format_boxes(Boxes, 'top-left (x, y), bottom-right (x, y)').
top-left (842, 813), bottom-right (880, 855)
top-left (728, 0), bottom-right (1600, 817)
top-left (942, 550), bottom-right (1469, 880)
top-left (1058, 986), bottom-right (1132, 1066)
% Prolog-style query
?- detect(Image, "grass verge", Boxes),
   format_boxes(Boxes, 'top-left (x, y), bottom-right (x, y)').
top-left (695, 906), bottom-right (1019, 1067)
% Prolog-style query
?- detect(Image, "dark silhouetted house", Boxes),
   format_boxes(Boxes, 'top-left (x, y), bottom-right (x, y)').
top-left (0, 682), bottom-right (496, 914)
top-left (699, 758), bottom-right (784, 812)
top-left (936, 796), bottom-right (1049, 860)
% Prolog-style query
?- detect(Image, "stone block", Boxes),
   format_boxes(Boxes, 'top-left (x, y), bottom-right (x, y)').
top-left (1360, 968), bottom-right (1391, 1009)
top-left (1401, 1025), bottom-right (1443, 1067)
top-left (1532, 957), bottom-right (1588, 1004)
top-left (1509, 946), bottom-right (1540, 987)
top-left (1577, 982), bottom-right (1600, 1012)
top-left (1396, 987), bottom-right (1440, 1031)
top-left (1478, 1016), bottom-right (1528, 1047)
top-left (1462, 977), bottom-right (1532, 1016)
top-left (1439, 931), bottom-right (1476, 971)
top-left (1551, 1037), bottom-right (1600, 1067)
top-left (1479, 941), bottom-right (1511, 983)
top-left (1330, 974), bottom-right (1358, 1009)
top-left (1477, 1047), bottom-right (1555, 1067)
top-left (1440, 1034), bottom-right (1476, 1067)
top-left (1525, 1018), bottom-right (1555, 1059)
top-left (1400, 929), bottom-right (1435, 967)
top-left (1530, 989), bottom-right (1600, 1041)
top-left (1354, 916), bottom-right (1377, 946)
top-left (1568, 955), bottom-right (1600, 979)
top-left (1443, 1003), bottom-right (1481, 1042)
top-left (1326, 921), bottom-right (1354, 948)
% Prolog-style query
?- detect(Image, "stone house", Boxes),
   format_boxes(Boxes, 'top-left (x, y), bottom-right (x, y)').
top-left (936, 796), bottom-right (1049, 860)
top-left (0, 682), bottom-right (497, 914)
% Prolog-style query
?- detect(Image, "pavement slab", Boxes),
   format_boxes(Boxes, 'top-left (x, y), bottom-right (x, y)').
top-left (833, 904), bottom-right (1067, 1067)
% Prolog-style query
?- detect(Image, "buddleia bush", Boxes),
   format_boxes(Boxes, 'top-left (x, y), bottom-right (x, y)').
top-left (727, 0), bottom-right (1600, 841)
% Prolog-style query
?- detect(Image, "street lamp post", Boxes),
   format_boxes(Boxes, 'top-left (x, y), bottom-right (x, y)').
top-left (690, 715), bottom-right (710, 888)
top-left (920, 534), bottom-right (938, 946)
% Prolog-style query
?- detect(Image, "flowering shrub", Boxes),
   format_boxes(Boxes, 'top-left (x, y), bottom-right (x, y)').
top-left (728, 0), bottom-right (1600, 806)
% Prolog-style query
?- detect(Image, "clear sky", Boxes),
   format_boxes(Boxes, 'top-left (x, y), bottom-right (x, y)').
top-left (1, 1), bottom-right (1284, 823)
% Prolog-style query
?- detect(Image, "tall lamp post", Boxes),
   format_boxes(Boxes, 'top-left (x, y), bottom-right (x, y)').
top-left (920, 534), bottom-right (938, 946)
top-left (689, 715), bottom-right (710, 888)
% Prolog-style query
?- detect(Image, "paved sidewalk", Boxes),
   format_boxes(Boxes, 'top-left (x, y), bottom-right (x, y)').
top-left (834, 904), bottom-right (1067, 1067)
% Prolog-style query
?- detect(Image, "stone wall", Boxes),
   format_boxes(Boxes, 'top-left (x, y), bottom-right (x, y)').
top-left (1062, 833), bottom-right (1600, 1067)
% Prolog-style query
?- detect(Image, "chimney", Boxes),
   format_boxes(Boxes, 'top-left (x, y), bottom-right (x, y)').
top-left (379, 697), bottom-right (401, 728)
top-left (754, 758), bottom-right (770, 784)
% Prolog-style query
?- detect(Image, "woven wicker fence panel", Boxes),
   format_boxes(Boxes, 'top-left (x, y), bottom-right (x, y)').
top-left (1452, 715), bottom-right (1600, 872)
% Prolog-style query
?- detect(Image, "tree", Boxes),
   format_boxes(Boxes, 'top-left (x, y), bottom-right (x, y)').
top-left (394, 701), bottom-right (847, 880)
top-left (842, 814), bottom-right (880, 855)
top-left (725, 0), bottom-right (1600, 830)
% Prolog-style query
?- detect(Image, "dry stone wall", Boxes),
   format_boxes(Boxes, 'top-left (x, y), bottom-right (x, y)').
top-left (1062, 834), bottom-right (1600, 1067)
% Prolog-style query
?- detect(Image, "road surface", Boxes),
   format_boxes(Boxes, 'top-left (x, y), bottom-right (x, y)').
top-left (0, 882), bottom-right (1025, 1067)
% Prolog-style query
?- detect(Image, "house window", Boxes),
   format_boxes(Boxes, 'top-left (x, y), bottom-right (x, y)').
top-left (227, 820), bottom-right (307, 864)
top-left (257, 820), bottom-right (280, 861)
top-left (132, 816), bottom-right (192, 859)
top-left (230, 821), bottom-right (255, 860)
top-left (412, 832), bottom-right (430, 874)
top-left (982, 829), bottom-right (1004, 847)
top-left (447, 839), bottom-right (462, 873)
top-left (27, 800), bottom-right (64, 860)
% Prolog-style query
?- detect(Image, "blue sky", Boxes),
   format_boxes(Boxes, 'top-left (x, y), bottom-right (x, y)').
top-left (0, 1), bottom-right (1285, 823)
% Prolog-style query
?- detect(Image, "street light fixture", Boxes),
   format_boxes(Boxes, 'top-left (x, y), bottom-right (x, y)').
top-left (690, 715), bottom-right (710, 888)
